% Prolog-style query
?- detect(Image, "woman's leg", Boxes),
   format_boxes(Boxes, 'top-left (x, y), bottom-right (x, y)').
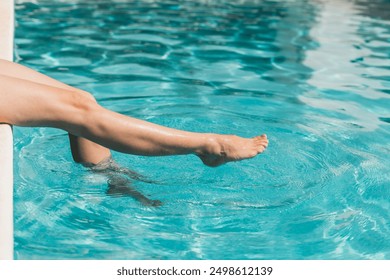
top-left (0, 59), bottom-right (110, 164)
top-left (0, 74), bottom-right (268, 167)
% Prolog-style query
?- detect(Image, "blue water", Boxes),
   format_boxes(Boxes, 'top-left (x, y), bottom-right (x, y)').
top-left (13, 0), bottom-right (390, 259)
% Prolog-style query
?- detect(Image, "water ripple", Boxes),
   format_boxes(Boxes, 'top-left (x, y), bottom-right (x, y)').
top-left (13, 0), bottom-right (390, 260)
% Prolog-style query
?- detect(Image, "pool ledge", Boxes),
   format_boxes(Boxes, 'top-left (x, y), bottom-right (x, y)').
top-left (0, 0), bottom-right (14, 260)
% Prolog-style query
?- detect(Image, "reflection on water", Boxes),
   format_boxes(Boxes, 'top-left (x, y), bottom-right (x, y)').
top-left (13, 0), bottom-right (390, 259)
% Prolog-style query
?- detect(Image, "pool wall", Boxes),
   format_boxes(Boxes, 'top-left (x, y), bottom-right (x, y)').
top-left (0, 0), bottom-right (14, 260)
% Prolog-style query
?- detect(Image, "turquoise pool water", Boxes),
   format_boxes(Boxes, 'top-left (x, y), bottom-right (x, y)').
top-left (13, 0), bottom-right (390, 259)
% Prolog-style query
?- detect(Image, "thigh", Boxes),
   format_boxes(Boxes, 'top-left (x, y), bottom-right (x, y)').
top-left (0, 59), bottom-right (80, 92)
top-left (0, 74), bottom-right (86, 129)
top-left (0, 60), bottom-right (111, 165)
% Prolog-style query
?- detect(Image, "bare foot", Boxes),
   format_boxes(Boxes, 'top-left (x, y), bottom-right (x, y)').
top-left (197, 134), bottom-right (268, 167)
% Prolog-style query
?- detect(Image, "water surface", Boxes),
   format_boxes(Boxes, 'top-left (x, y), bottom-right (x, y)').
top-left (13, 0), bottom-right (390, 259)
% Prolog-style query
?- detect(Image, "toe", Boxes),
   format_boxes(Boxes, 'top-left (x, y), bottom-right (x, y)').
top-left (254, 134), bottom-right (268, 142)
top-left (254, 137), bottom-right (268, 146)
top-left (258, 146), bottom-right (265, 153)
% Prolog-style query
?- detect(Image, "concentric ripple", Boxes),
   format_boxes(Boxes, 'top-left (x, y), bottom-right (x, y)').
top-left (13, 0), bottom-right (390, 259)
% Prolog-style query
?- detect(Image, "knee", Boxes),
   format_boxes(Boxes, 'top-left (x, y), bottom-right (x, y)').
top-left (56, 90), bottom-right (102, 137)
top-left (68, 89), bottom-right (98, 109)
top-left (64, 90), bottom-right (101, 124)
top-left (76, 89), bottom-right (97, 104)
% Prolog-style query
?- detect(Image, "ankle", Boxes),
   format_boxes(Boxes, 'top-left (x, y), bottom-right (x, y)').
top-left (195, 134), bottom-right (220, 156)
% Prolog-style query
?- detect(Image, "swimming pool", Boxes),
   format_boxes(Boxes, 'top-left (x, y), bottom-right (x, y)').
top-left (13, 0), bottom-right (390, 259)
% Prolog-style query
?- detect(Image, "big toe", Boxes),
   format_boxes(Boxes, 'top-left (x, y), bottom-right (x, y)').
top-left (254, 135), bottom-right (268, 146)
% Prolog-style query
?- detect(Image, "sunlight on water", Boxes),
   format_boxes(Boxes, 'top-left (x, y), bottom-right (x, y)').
top-left (13, 0), bottom-right (390, 259)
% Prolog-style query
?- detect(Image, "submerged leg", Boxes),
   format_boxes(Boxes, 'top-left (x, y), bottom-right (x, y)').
top-left (86, 156), bottom-right (156, 183)
top-left (90, 157), bottom-right (161, 206)
top-left (107, 179), bottom-right (162, 207)
top-left (0, 59), bottom-right (110, 165)
top-left (0, 74), bottom-right (268, 167)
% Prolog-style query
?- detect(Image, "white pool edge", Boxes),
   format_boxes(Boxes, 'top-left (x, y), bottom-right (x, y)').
top-left (0, 0), bottom-right (14, 260)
